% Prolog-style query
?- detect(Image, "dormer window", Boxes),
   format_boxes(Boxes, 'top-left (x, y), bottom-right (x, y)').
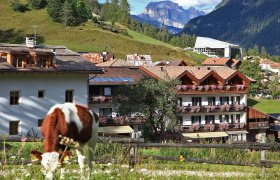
top-left (37, 57), bottom-right (48, 68)
top-left (12, 56), bottom-right (23, 68)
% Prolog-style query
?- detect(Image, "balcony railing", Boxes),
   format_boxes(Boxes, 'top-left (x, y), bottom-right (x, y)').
top-left (99, 115), bottom-right (145, 125)
top-left (176, 84), bottom-right (247, 94)
top-left (181, 123), bottom-right (246, 133)
top-left (89, 96), bottom-right (112, 104)
top-left (248, 122), bottom-right (269, 129)
top-left (178, 104), bottom-right (247, 114)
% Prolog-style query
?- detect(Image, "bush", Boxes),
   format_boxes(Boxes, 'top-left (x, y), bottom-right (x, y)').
top-left (10, 0), bottom-right (29, 12)
top-left (28, 0), bottom-right (47, 9)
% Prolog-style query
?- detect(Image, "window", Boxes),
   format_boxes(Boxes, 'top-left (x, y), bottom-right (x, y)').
top-left (205, 115), bottom-right (215, 124)
top-left (99, 108), bottom-right (112, 116)
top-left (38, 119), bottom-right (44, 127)
top-left (231, 114), bottom-right (241, 123)
top-left (37, 57), bottom-right (48, 68)
top-left (220, 96), bottom-right (229, 105)
top-left (192, 97), bottom-right (202, 106)
top-left (103, 87), bottom-right (111, 96)
top-left (9, 121), bottom-right (19, 135)
top-left (208, 97), bottom-right (216, 105)
top-left (12, 56), bottom-right (23, 68)
top-left (38, 90), bottom-right (45, 98)
top-left (10, 91), bottom-right (20, 105)
top-left (65, 90), bottom-right (74, 102)
top-left (231, 96), bottom-right (240, 105)
top-left (191, 116), bottom-right (201, 124)
top-left (219, 115), bottom-right (229, 123)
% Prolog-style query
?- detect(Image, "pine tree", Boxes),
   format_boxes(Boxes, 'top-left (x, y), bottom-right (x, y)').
top-left (100, 0), bottom-right (110, 21)
top-left (47, 0), bottom-right (64, 22)
top-left (63, 1), bottom-right (79, 26)
top-left (109, 0), bottom-right (119, 24)
top-left (119, 0), bottom-right (130, 26)
top-left (261, 46), bottom-right (268, 58)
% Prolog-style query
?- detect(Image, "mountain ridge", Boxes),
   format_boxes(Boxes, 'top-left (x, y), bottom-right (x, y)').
top-left (133, 1), bottom-right (205, 34)
top-left (182, 0), bottom-right (280, 55)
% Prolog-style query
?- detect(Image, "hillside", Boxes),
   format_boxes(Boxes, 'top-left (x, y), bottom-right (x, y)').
top-left (182, 0), bottom-right (280, 55)
top-left (248, 98), bottom-right (280, 114)
top-left (0, 0), bottom-right (200, 63)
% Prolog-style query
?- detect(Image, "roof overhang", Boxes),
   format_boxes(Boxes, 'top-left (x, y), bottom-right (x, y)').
top-left (98, 126), bottom-right (134, 134)
top-left (182, 132), bottom-right (228, 139)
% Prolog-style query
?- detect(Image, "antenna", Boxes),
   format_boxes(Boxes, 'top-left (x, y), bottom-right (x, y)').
top-left (32, 25), bottom-right (38, 45)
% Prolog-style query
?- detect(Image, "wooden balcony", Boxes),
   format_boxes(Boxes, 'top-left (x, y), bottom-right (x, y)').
top-left (178, 104), bottom-right (247, 114)
top-left (89, 96), bottom-right (112, 104)
top-left (248, 122), bottom-right (269, 129)
top-left (180, 123), bottom-right (246, 133)
top-left (176, 85), bottom-right (248, 94)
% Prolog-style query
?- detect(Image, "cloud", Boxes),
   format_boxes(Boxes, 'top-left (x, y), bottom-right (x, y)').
top-left (172, 0), bottom-right (222, 8)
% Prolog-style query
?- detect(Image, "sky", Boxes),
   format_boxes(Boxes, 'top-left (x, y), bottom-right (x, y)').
top-left (98, 0), bottom-right (223, 14)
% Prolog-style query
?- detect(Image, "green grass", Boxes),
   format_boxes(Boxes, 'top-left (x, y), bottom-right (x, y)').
top-left (0, 0), bottom-right (204, 63)
top-left (248, 98), bottom-right (280, 114)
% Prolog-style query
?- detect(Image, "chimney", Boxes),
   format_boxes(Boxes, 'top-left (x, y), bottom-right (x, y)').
top-left (160, 66), bottom-right (164, 71)
top-left (198, 67), bottom-right (200, 70)
top-left (212, 60), bottom-right (216, 63)
top-left (52, 49), bottom-right (56, 64)
top-left (25, 37), bottom-right (35, 48)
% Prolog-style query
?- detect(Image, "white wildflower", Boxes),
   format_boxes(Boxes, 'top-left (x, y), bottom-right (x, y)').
top-left (41, 152), bottom-right (60, 180)
top-left (107, 163), bottom-right (113, 166)
top-left (121, 165), bottom-right (129, 168)
top-left (130, 169), bottom-right (134, 172)
top-left (10, 156), bottom-right (16, 159)
top-left (27, 163), bottom-right (32, 166)
top-left (140, 169), bottom-right (148, 173)
top-left (105, 170), bottom-right (111, 174)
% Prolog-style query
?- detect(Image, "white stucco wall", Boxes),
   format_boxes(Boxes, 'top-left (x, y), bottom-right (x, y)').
top-left (0, 73), bottom-right (89, 136)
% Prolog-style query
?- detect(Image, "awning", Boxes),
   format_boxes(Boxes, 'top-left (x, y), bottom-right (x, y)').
top-left (182, 132), bottom-right (228, 139)
top-left (98, 126), bottom-right (134, 134)
top-left (226, 130), bottom-right (248, 135)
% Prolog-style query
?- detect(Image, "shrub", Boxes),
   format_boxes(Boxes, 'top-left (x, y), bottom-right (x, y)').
top-left (10, 0), bottom-right (29, 12)
top-left (28, 0), bottom-right (47, 9)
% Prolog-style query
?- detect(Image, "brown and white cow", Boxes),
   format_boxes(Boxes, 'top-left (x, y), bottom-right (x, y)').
top-left (35, 103), bottom-right (99, 179)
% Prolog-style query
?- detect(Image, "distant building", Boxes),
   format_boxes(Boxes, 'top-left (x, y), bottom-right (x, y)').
top-left (259, 58), bottom-right (280, 75)
top-left (202, 58), bottom-right (241, 69)
top-left (0, 40), bottom-right (101, 136)
top-left (194, 37), bottom-right (242, 58)
top-left (79, 52), bottom-right (114, 64)
top-left (125, 54), bottom-right (153, 66)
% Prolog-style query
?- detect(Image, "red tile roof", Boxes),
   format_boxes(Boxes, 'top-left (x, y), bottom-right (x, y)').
top-left (202, 58), bottom-right (231, 66)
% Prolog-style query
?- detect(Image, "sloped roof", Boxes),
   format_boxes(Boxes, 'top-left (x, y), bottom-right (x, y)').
top-left (140, 66), bottom-right (244, 83)
top-left (195, 37), bottom-right (239, 49)
top-left (202, 58), bottom-right (231, 65)
top-left (0, 43), bottom-right (101, 73)
top-left (154, 60), bottom-right (188, 66)
top-left (96, 59), bottom-right (134, 67)
top-left (89, 67), bottom-right (147, 85)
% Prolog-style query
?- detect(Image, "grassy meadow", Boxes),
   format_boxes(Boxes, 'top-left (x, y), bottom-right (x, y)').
top-left (248, 98), bottom-right (280, 114)
top-left (0, 0), bottom-right (206, 63)
top-left (1, 141), bottom-right (280, 179)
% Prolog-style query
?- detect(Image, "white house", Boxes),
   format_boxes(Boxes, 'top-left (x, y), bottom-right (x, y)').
top-left (0, 41), bottom-right (101, 137)
top-left (194, 37), bottom-right (242, 59)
